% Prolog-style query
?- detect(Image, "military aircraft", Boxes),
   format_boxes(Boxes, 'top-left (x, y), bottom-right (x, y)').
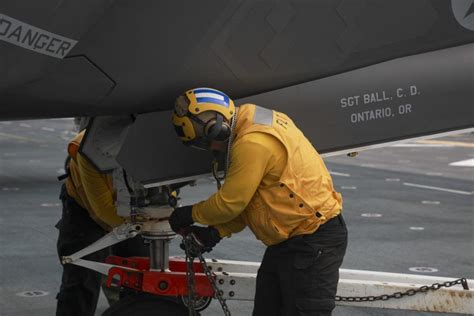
top-left (1, 1), bottom-right (473, 315)
top-left (1, 0), bottom-right (473, 179)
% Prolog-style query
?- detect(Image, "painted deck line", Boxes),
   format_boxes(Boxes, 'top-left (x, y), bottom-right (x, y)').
top-left (341, 186), bottom-right (357, 190)
top-left (329, 171), bottom-right (350, 177)
top-left (321, 127), bottom-right (474, 158)
top-left (421, 201), bottom-right (440, 205)
top-left (426, 172), bottom-right (443, 176)
top-left (417, 140), bottom-right (474, 148)
top-left (0, 132), bottom-right (44, 143)
top-left (449, 158), bottom-right (474, 167)
top-left (403, 182), bottom-right (472, 195)
top-left (390, 143), bottom-right (453, 148)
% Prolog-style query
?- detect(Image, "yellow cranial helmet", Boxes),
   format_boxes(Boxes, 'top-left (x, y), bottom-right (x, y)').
top-left (172, 87), bottom-right (235, 149)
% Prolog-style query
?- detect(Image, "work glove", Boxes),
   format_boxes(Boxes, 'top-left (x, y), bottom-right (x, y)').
top-left (169, 205), bottom-right (194, 233)
top-left (181, 226), bottom-right (222, 253)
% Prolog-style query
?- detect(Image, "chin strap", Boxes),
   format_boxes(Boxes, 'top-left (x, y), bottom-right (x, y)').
top-left (211, 111), bottom-right (237, 190)
top-left (212, 155), bottom-right (223, 190)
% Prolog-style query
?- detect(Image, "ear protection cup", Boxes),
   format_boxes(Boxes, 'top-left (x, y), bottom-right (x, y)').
top-left (204, 114), bottom-right (231, 141)
top-left (215, 122), bottom-right (231, 141)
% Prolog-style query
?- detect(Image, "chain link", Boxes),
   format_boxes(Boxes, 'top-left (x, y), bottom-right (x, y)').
top-left (184, 241), bottom-right (197, 316)
top-left (184, 231), bottom-right (469, 310)
top-left (198, 254), bottom-right (231, 315)
top-left (335, 278), bottom-right (469, 303)
top-left (183, 234), bottom-right (231, 316)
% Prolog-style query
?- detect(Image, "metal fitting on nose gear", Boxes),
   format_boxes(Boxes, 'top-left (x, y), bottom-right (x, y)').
top-left (61, 256), bottom-right (72, 264)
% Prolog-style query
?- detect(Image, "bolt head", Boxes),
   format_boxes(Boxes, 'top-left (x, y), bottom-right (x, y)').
top-left (158, 281), bottom-right (168, 290)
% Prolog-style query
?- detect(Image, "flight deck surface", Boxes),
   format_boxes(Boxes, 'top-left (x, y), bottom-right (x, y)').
top-left (0, 119), bottom-right (472, 316)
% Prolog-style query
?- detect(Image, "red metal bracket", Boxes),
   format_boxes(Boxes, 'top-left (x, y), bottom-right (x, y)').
top-left (105, 256), bottom-right (214, 297)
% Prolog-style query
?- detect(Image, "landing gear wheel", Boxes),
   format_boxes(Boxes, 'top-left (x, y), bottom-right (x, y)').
top-left (102, 293), bottom-right (192, 316)
top-left (180, 295), bottom-right (212, 312)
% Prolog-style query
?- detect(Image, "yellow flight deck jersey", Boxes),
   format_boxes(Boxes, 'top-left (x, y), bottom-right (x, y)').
top-left (192, 104), bottom-right (343, 246)
top-left (65, 131), bottom-right (123, 231)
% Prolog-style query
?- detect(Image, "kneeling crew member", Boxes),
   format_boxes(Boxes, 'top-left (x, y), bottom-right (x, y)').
top-left (169, 87), bottom-right (348, 316)
top-left (55, 130), bottom-right (147, 316)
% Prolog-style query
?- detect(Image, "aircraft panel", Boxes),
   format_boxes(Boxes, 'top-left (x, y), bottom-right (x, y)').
top-left (116, 44), bottom-right (474, 185)
top-left (1, 0), bottom-right (473, 119)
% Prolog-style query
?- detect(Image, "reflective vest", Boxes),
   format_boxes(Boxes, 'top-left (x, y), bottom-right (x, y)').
top-left (236, 104), bottom-right (342, 246)
top-left (65, 131), bottom-right (114, 216)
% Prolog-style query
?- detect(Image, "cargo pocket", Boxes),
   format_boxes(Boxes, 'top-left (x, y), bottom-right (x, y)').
top-left (293, 249), bottom-right (323, 298)
top-left (296, 298), bottom-right (335, 314)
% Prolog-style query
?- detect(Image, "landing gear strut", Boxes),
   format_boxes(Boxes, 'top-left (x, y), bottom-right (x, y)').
top-left (100, 201), bottom-right (215, 316)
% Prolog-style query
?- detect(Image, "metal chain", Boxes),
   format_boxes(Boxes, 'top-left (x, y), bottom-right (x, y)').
top-left (183, 234), bottom-right (231, 316)
top-left (335, 278), bottom-right (469, 302)
top-left (197, 253), bottom-right (231, 316)
top-left (184, 245), bottom-right (197, 316)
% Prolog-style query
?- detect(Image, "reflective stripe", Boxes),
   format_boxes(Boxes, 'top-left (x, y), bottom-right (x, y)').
top-left (193, 88), bottom-right (230, 107)
top-left (253, 105), bottom-right (273, 126)
top-left (195, 92), bottom-right (225, 101)
top-left (196, 97), bottom-right (229, 107)
top-left (193, 88), bottom-right (228, 99)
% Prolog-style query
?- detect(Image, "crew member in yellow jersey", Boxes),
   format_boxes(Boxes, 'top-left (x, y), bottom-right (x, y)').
top-left (55, 130), bottom-right (147, 316)
top-left (170, 88), bottom-right (348, 316)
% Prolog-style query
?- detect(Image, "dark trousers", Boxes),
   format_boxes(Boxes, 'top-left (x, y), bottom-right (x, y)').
top-left (55, 184), bottom-right (149, 316)
top-left (253, 215), bottom-right (348, 316)
top-left (56, 185), bottom-right (108, 316)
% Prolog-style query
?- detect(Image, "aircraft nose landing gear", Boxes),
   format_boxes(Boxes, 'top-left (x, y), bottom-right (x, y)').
top-left (62, 177), bottom-right (220, 316)
top-left (102, 220), bottom-right (190, 316)
top-left (102, 205), bottom-right (214, 315)
top-left (102, 218), bottom-right (212, 316)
